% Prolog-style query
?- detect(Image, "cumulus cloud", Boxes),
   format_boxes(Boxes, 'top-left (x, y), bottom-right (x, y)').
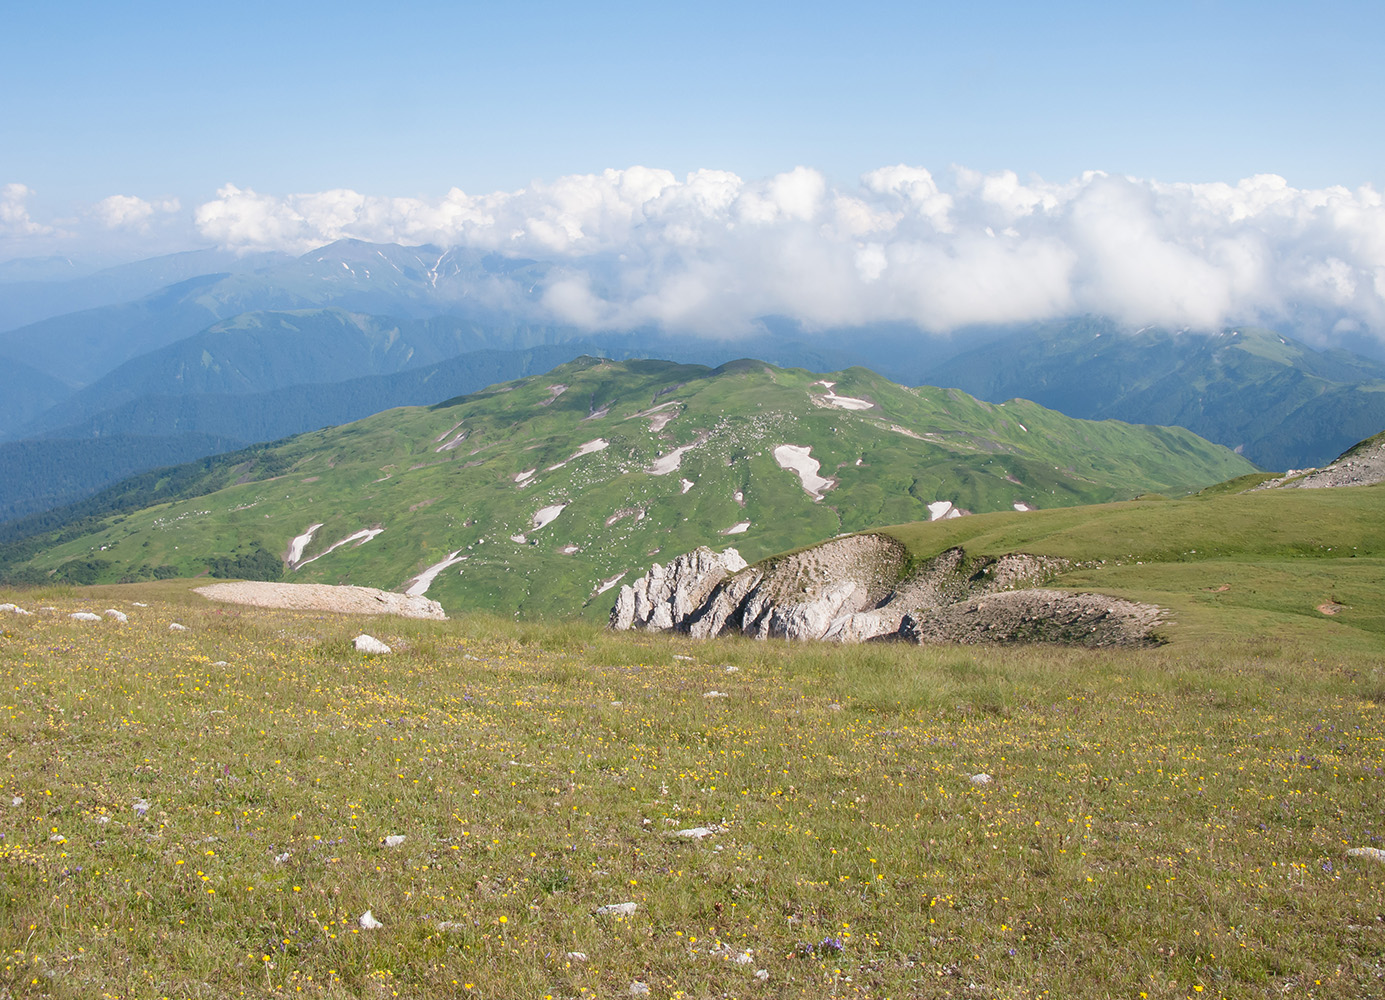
top-left (187, 166), bottom-right (1385, 341)
top-left (0, 183), bottom-right (52, 237)
top-left (94, 194), bottom-right (181, 230)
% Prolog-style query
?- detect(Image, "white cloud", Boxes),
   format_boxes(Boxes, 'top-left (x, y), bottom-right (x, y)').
top-left (185, 166), bottom-right (1385, 342)
top-left (94, 194), bottom-right (181, 230)
top-left (0, 183), bottom-right (52, 236)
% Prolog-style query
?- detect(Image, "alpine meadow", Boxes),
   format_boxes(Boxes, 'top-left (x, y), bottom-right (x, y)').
top-left (6, 2), bottom-right (1385, 997)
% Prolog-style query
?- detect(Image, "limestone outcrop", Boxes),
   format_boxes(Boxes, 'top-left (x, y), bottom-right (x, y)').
top-left (610, 534), bottom-right (1163, 646)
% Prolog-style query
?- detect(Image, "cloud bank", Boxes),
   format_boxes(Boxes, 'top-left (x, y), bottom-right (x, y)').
top-left (8, 167), bottom-right (1385, 342)
top-left (189, 166), bottom-right (1385, 340)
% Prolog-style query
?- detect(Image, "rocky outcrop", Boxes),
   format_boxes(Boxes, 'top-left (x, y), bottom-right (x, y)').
top-left (899, 589), bottom-right (1164, 647)
top-left (1254, 433), bottom-right (1385, 490)
top-left (608, 534), bottom-right (1162, 646)
top-left (610, 547), bottom-right (748, 631)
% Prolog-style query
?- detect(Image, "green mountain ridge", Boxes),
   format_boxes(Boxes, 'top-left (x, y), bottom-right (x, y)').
top-left (6, 357), bottom-right (1254, 617)
top-left (927, 319), bottom-right (1385, 470)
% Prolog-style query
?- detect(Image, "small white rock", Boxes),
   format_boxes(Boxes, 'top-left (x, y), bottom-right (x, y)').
top-left (11, 796), bottom-right (21, 807)
top-left (354, 634), bottom-right (392, 654)
top-left (703, 690), bottom-right (728, 699)
top-left (50, 833), bottom-right (66, 843)
top-left (133, 799), bottom-right (150, 817)
top-left (566, 951), bottom-right (588, 962)
top-left (132, 602), bottom-right (148, 607)
top-left (95, 815), bottom-right (110, 825)
top-left (970, 773), bottom-right (993, 786)
top-left (595, 901), bottom-right (637, 917)
top-left (212, 660), bottom-right (228, 666)
top-left (437, 921), bottom-right (466, 932)
top-left (382, 834), bottom-right (406, 847)
top-left (723, 665), bottom-right (739, 673)
top-left (273, 852), bottom-right (291, 864)
top-left (755, 968), bottom-right (770, 980)
top-left (104, 609), bottom-right (128, 623)
top-left (360, 910), bottom-right (383, 930)
top-left (1348, 847), bottom-right (1385, 863)
top-left (70, 612), bottom-right (102, 622)
top-left (630, 983), bottom-right (650, 996)
top-left (673, 654), bottom-right (694, 661)
top-left (674, 826), bottom-right (716, 840)
top-left (169, 622), bottom-right (188, 631)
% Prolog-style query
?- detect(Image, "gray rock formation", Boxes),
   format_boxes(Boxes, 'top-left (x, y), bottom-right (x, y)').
top-left (609, 534), bottom-right (1164, 647)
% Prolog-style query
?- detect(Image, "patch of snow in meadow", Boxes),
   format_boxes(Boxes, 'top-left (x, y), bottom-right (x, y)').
top-left (722, 521), bottom-right (751, 535)
top-left (548, 438), bottom-right (608, 470)
top-left (287, 523), bottom-right (324, 566)
top-left (647, 442), bottom-right (699, 475)
top-left (515, 468), bottom-right (536, 485)
top-left (296, 528), bottom-right (384, 567)
top-left (927, 501), bottom-right (965, 520)
top-left (405, 550), bottom-right (468, 597)
top-left (773, 444), bottom-right (832, 498)
top-left (594, 573), bottom-right (626, 595)
top-left (532, 504), bottom-right (568, 530)
top-left (680, 478), bottom-right (694, 493)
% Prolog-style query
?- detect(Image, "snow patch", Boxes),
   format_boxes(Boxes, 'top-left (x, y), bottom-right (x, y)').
top-left (722, 521), bottom-right (751, 535)
top-left (405, 550), bottom-right (468, 597)
top-left (1013, 502), bottom-right (1035, 512)
top-left (595, 572), bottom-right (626, 595)
top-left (559, 544), bottom-right (580, 554)
top-left (817, 385), bottom-right (873, 410)
top-left (287, 523), bottom-right (324, 566)
top-left (627, 401), bottom-right (680, 432)
top-left (548, 438), bottom-right (609, 470)
top-left (296, 528), bottom-right (384, 567)
top-left (514, 468), bottom-right (536, 484)
top-left (680, 478), bottom-right (694, 493)
top-left (532, 504), bottom-right (568, 530)
top-left (647, 441), bottom-right (700, 475)
top-left (927, 501), bottom-right (966, 521)
top-left (510, 534), bottom-right (528, 544)
top-left (435, 428), bottom-right (469, 452)
top-left (773, 444), bottom-right (833, 499)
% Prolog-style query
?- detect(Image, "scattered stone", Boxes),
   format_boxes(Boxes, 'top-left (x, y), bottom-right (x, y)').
top-left (630, 983), bottom-right (650, 996)
top-left (970, 773), bottom-right (993, 786)
top-left (756, 969), bottom-right (770, 980)
top-left (673, 826), bottom-right (717, 840)
top-left (354, 634), bottom-right (392, 654)
top-left (673, 654), bottom-right (694, 661)
top-left (273, 852), bottom-right (291, 864)
top-left (382, 834), bottom-right (406, 847)
top-left (566, 952), bottom-right (588, 962)
top-left (437, 921), bottom-right (466, 932)
top-left (50, 833), bottom-right (66, 843)
top-left (104, 609), bottom-right (128, 623)
top-left (703, 690), bottom-right (728, 699)
top-left (70, 612), bottom-right (102, 622)
top-left (1, 603), bottom-right (33, 615)
top-left (1348, 847), bottom-right (1385, 863)
top-left (723, 665), bottom-right (739, 673)
top-left (360, 910), bottom-right (383, 929)
top-left (595, 902), bottom-right (637, 917)
top-left (132, 602), bottom-right (148, 607)
top-left (212, 660), bottom-right (228, 666)
top-left (169, 623), bottom-right (189, 631)
top-left (11, 796), bottom-right (21, 807)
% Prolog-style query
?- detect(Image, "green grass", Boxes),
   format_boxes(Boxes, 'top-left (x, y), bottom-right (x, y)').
top-left (3, 580), bottom-right (1384, 998)
top-left (9, 358), bottom-right (1254, 620)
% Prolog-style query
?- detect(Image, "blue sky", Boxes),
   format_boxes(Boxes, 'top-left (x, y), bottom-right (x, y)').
top-left (4, 1), bottom-right (1384, 343)
top-left (4, 0), bottom-right (1382, 209)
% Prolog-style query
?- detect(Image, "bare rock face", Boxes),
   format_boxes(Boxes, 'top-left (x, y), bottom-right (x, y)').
top-left (610, 547), bottom-right (747, 632)
top-left (609, 533), bottom-right (1163, 647)
top-left (899, 589), bottom-right (1164, 647)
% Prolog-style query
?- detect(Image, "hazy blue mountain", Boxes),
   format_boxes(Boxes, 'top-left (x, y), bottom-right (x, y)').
top-left (0, 432), bottom-right (245, 523)
top-left (0, 358), bottom-right (73, 438)
top-left (0, 248), bottom-right (290, 332)
top-left (925, 318), bottom-right (1385, 470)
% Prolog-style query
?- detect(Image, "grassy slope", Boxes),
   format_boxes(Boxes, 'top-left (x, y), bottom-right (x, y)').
top-left (1, 580), bottom-right (1382, 998)
top-left (882, 484), bottom-right (1385, 654)
top-left (19, 358), bottom-right (1254, 618)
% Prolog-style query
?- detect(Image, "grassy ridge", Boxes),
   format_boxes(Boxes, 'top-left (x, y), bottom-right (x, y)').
top-left (881, 484), bottom-right (1385, 654)
top-left (1, 582), bottom-right (1383, 998)
top-left (11, 358), bottom-right (1254, 619)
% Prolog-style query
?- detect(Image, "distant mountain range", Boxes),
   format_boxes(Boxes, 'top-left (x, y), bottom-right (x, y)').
top-left (0, 358), bottom-right (1254, 616)
top-left (1, 239), bottom-right (1382, 526)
